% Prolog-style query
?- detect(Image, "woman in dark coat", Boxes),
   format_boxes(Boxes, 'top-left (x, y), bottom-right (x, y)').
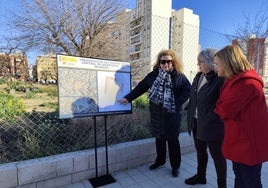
top-left (185, 48), bottom-right (226, 188)
top-left (119, 49), bottom-right (191, 177)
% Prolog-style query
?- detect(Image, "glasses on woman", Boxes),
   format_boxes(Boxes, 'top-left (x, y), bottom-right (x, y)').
top-left (160, 60), bottom-right (173, 65)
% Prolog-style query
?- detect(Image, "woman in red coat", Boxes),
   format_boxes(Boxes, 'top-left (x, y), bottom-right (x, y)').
top-left (214, 44), bottom-right (268, 188)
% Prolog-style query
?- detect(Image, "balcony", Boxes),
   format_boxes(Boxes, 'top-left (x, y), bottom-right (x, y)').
top-left (130, 52), bottom-right (141, 61)
top-left (130, 17), bottom-right (142, 29)
top-left (130, 26), bottom-right (141, 37)
top-left (130, 35), bottom-right (141, 45)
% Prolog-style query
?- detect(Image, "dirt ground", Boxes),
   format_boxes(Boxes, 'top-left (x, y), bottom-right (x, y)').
top-left (1, 84), bottom-right (58, 113)
top-left (23, 93), bottom-right (58, 112)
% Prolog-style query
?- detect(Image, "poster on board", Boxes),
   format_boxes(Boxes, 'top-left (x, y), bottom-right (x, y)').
top-left (57, 54), bottom-right (132, 119)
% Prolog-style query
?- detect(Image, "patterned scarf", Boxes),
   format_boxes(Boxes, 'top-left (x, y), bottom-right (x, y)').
top-left (148, 68), bottom-right (176, 113)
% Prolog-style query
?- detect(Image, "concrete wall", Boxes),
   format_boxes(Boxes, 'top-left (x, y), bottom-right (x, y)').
top-left (0, 133), bottom-right (194, 188)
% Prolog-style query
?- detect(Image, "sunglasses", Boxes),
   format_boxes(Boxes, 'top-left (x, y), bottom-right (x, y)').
top-left (160, 60), bottom-right (173, 65)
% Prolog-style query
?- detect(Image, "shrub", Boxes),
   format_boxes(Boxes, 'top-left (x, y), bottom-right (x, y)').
top-left (0, 93), bottom-right (25, 120)
top-left (132, 93), bottom-right (149, 109)
top-left (0, 77), bottom-right (7, 84)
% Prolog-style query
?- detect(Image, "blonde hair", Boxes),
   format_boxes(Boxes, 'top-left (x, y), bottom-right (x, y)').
top-left (153, 49), bottom-right (183, 73)
top-left (215, 45), bottom-right (253, 76)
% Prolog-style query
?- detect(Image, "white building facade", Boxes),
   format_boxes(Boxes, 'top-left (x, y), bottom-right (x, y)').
top-left (117, 0), bottom-right (200, 84)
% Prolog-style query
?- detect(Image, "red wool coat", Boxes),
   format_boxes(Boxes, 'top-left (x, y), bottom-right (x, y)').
top-left (214, 69), bottom-right (268, 165)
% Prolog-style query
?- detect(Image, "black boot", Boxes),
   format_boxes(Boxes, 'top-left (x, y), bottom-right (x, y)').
top-left (149, 162), bottom-right (165, 170)
top-left (185, 174), bottom-right (206, 185)
top-left (171, 168), bottom-right (179, 177)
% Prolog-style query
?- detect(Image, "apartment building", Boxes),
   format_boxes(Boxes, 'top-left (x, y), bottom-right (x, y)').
top-left (233, 36), bottom-right (268, 84)
top-left (118, 0), bottom-right (200, 84)
top-left (0, 52), bottom-right (29, 81)
top-left (36, 54), bottom-right (57, 83)
top-left (171, 8), bottom-right (200, 82)
top-left (34, 0), bottom-right (200, 85)
top-left (125, 0), bottom-right (171, 85)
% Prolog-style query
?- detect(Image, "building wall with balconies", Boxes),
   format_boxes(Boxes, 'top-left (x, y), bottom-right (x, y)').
top-left (36, 54), bottom-right (57, 84)
top-left (0, 52), bottom-right (29, 81)
top-left (119, 0), bottom-right (199, 84)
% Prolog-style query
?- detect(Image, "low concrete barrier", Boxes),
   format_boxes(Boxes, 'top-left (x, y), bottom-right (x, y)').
top-left (0, 132), bottom-right (194, 188)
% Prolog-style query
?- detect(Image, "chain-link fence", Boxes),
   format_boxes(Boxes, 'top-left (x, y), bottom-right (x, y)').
top-left (0, 19), bottom-right (266, 164)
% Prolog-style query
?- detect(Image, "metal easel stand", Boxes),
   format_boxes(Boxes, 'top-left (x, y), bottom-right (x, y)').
top-left (89, 115), bottom-right (116, 187)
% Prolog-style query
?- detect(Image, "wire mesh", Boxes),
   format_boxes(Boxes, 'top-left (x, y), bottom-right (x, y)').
top-left (0, 19), bottom-right (266, 164)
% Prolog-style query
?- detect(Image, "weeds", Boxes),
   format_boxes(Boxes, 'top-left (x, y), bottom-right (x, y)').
top-left (0, 83), bottom-right (188, 164)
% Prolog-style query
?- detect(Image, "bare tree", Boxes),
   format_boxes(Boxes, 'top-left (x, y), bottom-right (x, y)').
top-left (232, 8), bottom-right (268, 76)
top-left (0, 37), bottom-right (20, 55)
top-left (235, 9), bottom-right (268, 39)
top-left (8, 0), bottom-right (125, 58)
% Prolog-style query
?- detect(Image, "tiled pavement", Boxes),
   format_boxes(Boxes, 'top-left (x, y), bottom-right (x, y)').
top-left (63, 151), bottom-right (268, 188)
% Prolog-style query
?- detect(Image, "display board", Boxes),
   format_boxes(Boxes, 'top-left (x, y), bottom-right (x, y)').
top-left (57, 55), bottom-right (132, 119)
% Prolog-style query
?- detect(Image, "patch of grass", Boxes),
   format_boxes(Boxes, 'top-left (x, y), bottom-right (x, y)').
top-left (0, 77), bottom-right (7, 84)
top-left (24, 91), bottom-right (36, 99)
top-left (41, 102), bottom-right (58, 110)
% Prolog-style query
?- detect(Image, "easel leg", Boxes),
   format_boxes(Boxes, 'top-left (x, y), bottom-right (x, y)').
top-left (89, 115), bottom-right (116, 187)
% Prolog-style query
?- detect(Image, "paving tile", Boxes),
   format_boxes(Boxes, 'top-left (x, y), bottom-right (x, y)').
top-left (64, 151), bottom-right (268, 188)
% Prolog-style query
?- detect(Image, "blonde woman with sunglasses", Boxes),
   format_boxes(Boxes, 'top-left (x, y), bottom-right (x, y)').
top-left (119, 49), bottom-right (191, 177)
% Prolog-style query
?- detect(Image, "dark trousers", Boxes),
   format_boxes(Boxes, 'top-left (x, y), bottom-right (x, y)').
top-left (233, 162), bottom-right (262, 188)
top-left (192, 119), bottom-right (227, 187)
top-left (155, 137), bottom-right (181, 169)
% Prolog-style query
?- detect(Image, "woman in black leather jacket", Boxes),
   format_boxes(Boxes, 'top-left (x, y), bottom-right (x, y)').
top-left (184, 48), bottom-right (226, 188)
top-left (119, 49), bottom-right (191, 177)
